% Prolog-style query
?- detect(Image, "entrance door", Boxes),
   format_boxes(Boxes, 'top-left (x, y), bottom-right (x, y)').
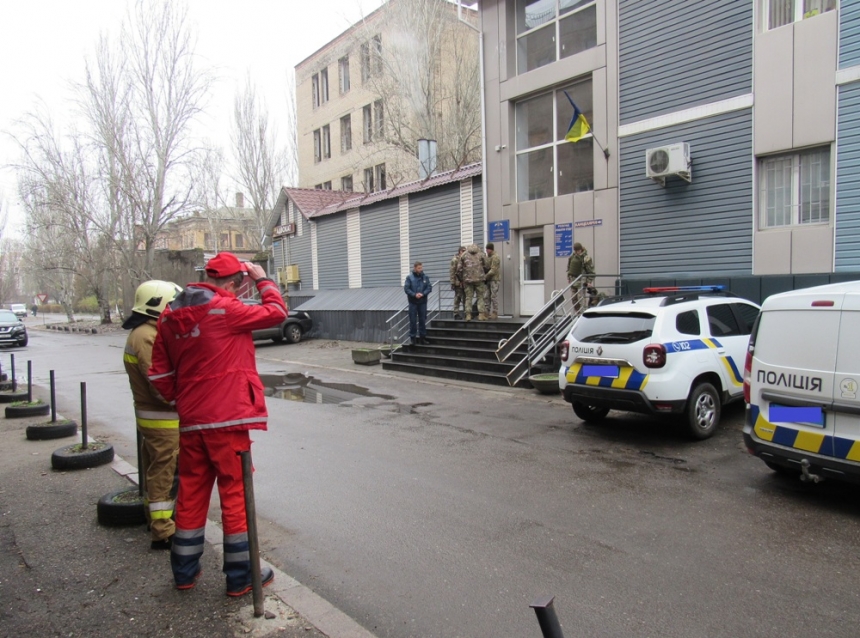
top-left (520, 231), bottom-right (544, 316)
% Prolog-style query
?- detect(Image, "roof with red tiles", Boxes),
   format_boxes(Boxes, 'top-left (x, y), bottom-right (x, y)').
top-left (296, 162), bottom-right (482, 219)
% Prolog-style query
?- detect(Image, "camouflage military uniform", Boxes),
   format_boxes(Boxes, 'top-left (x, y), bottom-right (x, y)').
top-left (458, 244), bottom-right (488, 320)
top-left (484, 250), bottom-right (501, 319)
top-left (449, 250), bottom-right (465, 318)
top-left (567, 245), bottom-right (595, 313)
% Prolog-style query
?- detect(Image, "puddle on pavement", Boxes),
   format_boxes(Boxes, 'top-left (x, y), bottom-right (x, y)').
top-left (260, 372), bottom-right (395, 405)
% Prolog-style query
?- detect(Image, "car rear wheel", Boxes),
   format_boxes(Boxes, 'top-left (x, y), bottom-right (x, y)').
top-left (572, 402), bottom-right (609, 423)
top-left (285, 323), bottom-right (302, 344)
top-left (17, 335), bottom-right (28, 347)
top-left (685, 382), bottom-right (720, 440)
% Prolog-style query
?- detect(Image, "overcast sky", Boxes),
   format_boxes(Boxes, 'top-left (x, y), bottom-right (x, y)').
top-left (0, 0), bottom-right (385, 236)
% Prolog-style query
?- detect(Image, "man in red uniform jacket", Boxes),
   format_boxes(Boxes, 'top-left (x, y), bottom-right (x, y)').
top-left (149, 252), bottom-right (287, 595)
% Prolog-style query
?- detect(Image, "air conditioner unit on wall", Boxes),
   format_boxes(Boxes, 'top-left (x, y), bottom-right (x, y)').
top-left (645, 142), bottom-right (691, 186)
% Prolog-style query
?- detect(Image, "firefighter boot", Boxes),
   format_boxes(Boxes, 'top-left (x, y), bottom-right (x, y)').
top-left (478, 313), bottom-right (488, 321)
top-left (465, 313), bottom-right (472, 321)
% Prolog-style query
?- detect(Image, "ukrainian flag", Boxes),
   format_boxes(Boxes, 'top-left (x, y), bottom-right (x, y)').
top-left (563, 90), bottom-right (590, 143)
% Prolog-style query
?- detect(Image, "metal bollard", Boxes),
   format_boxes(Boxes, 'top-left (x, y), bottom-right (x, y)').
top-left (239, 450), bottom-right (264, 617)
top-left (80, 382), bottom-right (88, 449)
top-left (531, 595), bottom-right (566, 638)
top-left (10, 354), bottom-right (16, 392)
top-left (137, 429), bottom-right (144, 497)
top-left (27, 360), bottom-right (33, 403)
top-left (50, 370), bottom-right (56, 422)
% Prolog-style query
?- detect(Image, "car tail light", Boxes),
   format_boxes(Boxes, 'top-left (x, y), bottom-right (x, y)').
top-left (643, 344), bottom-right (666, 368)
top-left (559, 340), bottom-right (570, 362)
top-left (743, 346), bottom-right (753, 404)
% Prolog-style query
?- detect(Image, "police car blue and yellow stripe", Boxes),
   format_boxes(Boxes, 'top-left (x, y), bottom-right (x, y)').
top-left (663, 338), bottom-right (743, 387)
top-left (565, 363), bottom-right (648, 391)
top-left (749, 404), bottom-right (860, 462)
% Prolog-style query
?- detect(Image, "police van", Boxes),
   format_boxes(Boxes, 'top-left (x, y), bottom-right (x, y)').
top-left (743, 281), bottom-right (860, 483)
top-left (559, 286), bottom-right (760, 440)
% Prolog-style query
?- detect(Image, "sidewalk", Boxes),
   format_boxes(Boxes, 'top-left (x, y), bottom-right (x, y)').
top-left (0, 403), bottom-right (372, 638)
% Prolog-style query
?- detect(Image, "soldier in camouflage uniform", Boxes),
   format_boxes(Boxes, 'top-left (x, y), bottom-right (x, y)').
top-left (458, 243), bottom-right (488, 321)
top-left (566, 242), bottom-right (595, 313)
top-left (449, 246), bottom-right (466, 319)
top-left (483, 242), bottom-right (501, 320)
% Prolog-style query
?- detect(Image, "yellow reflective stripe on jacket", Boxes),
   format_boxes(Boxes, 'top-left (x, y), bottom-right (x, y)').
top-left (124, 353), bottom-right (139, 364)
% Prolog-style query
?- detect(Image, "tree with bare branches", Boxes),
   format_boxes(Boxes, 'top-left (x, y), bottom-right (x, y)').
top-left (231, 77), bottom-right (290, 251)
top-left (353, 0), bottom-right (481, 184)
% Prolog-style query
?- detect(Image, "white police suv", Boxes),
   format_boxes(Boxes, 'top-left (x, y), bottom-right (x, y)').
top-left (559, 286), bottom-right (760, 439)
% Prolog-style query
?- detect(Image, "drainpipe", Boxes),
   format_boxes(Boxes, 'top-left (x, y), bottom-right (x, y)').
top-left (458, 2), bottom-right (488, 247)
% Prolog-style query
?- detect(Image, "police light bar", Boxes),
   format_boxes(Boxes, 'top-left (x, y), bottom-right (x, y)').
top-left (643, 285), bottom-right (725, 294)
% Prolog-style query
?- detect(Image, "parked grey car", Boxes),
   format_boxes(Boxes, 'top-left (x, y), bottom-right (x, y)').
top-left (242, 299), bottom-right (312, 344)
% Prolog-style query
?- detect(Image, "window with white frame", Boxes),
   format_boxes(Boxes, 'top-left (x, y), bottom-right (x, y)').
top-left (311, 73), bottom-right (320, 108)
top-left (323, 181), bottom-right (332, 190)
top-left (363, 104), bottom-right (373, 143)
top-left (313, 129), bottom-right (321, 163)
top-left (515, 78), bottom-right (593, 201)
top-left (320, 68), bottom-right (329, 104)
top-left (765, 0), bottom-right (837, 29)
top-left (759, 147), bottom-right (831, 228)
top-left (375, 163), bottom-right (386, 191)
top-left (340, 114), bottom-right (352, 153)
top-left (361, 42), bottom-right (371, 83)
top-left (342, 175), bottom-right (354, 191)
top-left (373, 100), bottom-right (384, 140)
top-left (372, 35), bottom-right (383, 75)
top-left (339, 56), bottom-right (350, 94)
top-left (515, 0), bottom-right (597, 74)
top-left (322, 125), bottom-right (331, 159)
top-left (363, 167), bottom-right (374, 192)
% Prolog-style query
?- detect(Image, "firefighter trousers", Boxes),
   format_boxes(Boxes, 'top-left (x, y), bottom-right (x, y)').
top-left (138, 422), bottom-right (179, 542)
top-left (171, 429), bottom-right (254, 591)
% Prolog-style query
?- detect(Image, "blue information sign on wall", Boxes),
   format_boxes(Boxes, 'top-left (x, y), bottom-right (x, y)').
top-left (488, 220), bottom-right (510, 242)
top-left (555, 223), bottom-right (573, 257)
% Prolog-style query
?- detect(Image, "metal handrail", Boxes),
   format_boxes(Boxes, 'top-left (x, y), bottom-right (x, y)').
top-left (497, 274), bottom-right (621, 387)
top-left (386, 279), bottom-right (446, 346)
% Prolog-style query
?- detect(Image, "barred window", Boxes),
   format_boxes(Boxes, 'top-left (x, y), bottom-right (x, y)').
top-left (759, 148), bottom-right (830, 228)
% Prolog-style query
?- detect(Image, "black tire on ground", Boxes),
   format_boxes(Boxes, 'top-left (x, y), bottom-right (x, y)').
top-left (764, 460), bottom-right (801, 476)
top-left (51, 443), bottom-right (115, 470)
top-left (0, 390), bottom-right (30, 403)
top-left (26, 420), bottom-right (78, 440)
top-left (6, 402), bottom-right (51, 418)
top-left (572, 401), bottom-right (610, 423)
top-left (685, 382), bottom-right (721, 440)
top-left (17, 335), bottom-right (28, 347)
top-left (97, 487), bottom-right (147, 527)
top-left (284, 323), bottom-right (302, 344)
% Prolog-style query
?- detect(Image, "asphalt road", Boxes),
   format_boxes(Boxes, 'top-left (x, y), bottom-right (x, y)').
top-left (8, 324), bottom-right (860, 638)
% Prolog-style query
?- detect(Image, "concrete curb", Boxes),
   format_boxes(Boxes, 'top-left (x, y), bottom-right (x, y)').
top-left (107, 427), bottom-right (376, 638)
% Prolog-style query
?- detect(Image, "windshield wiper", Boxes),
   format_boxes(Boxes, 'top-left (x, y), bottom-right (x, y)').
top-left (580, 330), bottom-right (652, 343)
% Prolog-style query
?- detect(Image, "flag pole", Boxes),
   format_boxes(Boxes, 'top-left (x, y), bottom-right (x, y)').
top-left (591, 133), bottom-right (610, 159)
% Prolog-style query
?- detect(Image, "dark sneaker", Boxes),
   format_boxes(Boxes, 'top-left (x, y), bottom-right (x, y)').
top-left (226, 566), bottom-right (275, 597)
top-left (151, 536), bottom-right (173, 550)
top-left (420, 336), bottom-right (429, 344)
top-left (175, 567), bottom-right (202, 591)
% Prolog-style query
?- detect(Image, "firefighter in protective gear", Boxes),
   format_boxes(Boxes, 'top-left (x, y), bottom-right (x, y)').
top-left (149, 252), bottom-right (287, 595)
top-left (122, 279), bottom-right (183, 550)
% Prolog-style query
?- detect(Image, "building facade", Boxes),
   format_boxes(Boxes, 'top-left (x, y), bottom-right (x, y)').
top-left (296, 0), bottom-right (481, 193)
top-left (478, 0), bottom-right (856, 314)
top-left (269, 163), bottom-right (483, 296)
top-left (154, 194), bottom-right (260, 259)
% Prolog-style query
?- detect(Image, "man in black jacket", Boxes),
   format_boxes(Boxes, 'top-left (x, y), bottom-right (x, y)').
top-left (404, 261), bottom-right (432, 345)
